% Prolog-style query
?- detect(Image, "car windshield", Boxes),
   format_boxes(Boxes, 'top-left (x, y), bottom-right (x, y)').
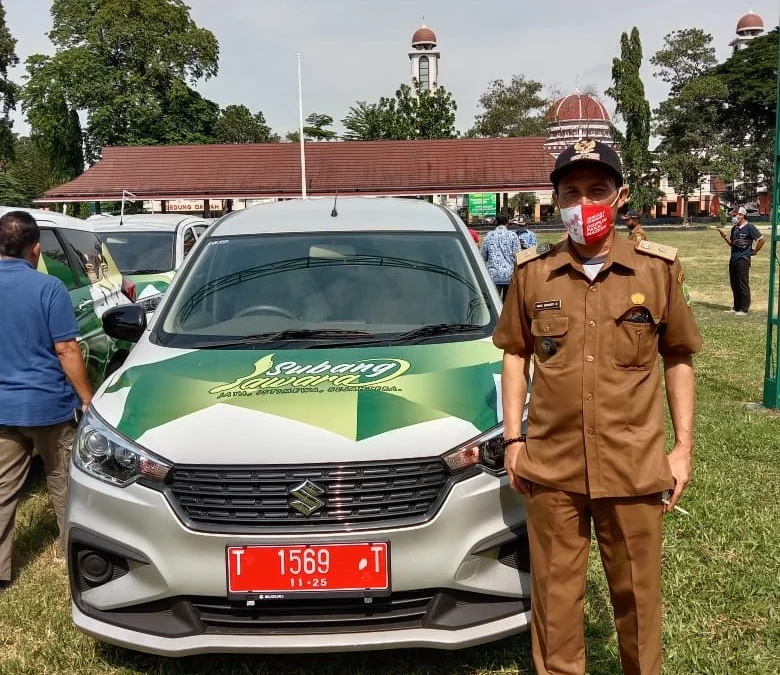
top-left (155, 231), bottom-right (495, 348)
top-left (97, 231), bottom-right (175, 274)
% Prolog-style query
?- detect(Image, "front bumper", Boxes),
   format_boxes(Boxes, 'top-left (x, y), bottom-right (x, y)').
top-left (66, 465), bottom-right (531, 655)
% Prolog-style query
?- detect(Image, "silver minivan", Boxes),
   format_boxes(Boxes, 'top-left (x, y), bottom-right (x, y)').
top-left (67, 197), bottom-right (530, 656)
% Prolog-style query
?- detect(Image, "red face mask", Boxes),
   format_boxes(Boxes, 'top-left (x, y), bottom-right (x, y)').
top-left (560, 194), bottom-right (620, 245)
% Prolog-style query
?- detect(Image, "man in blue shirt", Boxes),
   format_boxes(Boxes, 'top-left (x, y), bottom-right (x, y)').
top-left (481, 214), bottom-right (520, 301)
top-left (717, 206), bottom-right (764, 315)
top-left (0, 211), bottom-right (93, 590)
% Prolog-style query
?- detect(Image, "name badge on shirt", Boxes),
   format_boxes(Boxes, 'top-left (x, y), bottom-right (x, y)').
top-left (535, 300), bottom-right (562, 312)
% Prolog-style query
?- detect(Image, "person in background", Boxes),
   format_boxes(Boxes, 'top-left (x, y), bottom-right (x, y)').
top-left (467, 227), bottom-right (480, 245)
top-left (515, 219), bottom-right (537, 250)
top-left (621, 209), bottom-right (648, 242)
top-left (718, 206), bottom-right (764, 316)
top-left (481, 213), bottom-right (520, 301)
top-left (0, 211), bottom-right (93, 591)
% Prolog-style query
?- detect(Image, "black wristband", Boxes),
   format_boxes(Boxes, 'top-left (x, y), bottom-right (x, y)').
top-left (501, 435), bottom-right (526, 449)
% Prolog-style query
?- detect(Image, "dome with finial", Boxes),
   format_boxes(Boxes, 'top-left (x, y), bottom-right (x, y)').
top-left (737, 11), bottom-right (764, 33)
top-left (412, 23), bottom-right (437, 47)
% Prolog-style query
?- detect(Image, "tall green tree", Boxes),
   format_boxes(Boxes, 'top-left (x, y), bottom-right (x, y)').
top-left (21, 55), bottom-right (84, 182)
top-left (214, 105), bottom-right (279, 143)
top-left (650, 28), bottom-right (717, 96)
top-left (652, 28), bottom-right (724, 222)
top-left (713, 28), bottom-right (778, 202)
top-left (303, 112), bottom-right (337, 141)
top-left (0, 0), bottom-right (18, 163)
top-left (606, 27), bottom-right (658, 212)
top-left (6, 135), bottom-right (56, 202)
top-left (341, 81), bottom-right (457, 141)
top-left (23, 0), bottom-right (220, 163)
top-left (467, 75), bottom-right (549, 138)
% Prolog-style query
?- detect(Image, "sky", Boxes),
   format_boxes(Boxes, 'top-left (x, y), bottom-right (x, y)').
top-left (4, 0), bottom-right (779, 139)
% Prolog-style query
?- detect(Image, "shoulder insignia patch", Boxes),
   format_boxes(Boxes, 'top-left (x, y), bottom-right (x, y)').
top-left (636, 239), bottom-right (678, 262)
top-left (516, 243), bottom-right (553, 266)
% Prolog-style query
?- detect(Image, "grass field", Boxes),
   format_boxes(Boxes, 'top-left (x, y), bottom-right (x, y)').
top-left (1, 231), bottom-right (778, 675)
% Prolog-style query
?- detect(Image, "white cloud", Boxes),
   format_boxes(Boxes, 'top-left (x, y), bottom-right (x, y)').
top-left (4, 0), bottom-right (777, 137)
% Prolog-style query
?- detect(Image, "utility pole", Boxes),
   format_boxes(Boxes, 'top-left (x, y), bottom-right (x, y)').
top-left (762, 26), bottom-right (780, 409)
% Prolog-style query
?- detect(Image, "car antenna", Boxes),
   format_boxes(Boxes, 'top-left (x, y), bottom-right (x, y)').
top-left (331, 191), bottom-right (339, 218)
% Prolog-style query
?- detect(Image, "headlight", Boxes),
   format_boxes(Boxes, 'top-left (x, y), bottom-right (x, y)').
top-left (442, 425), bottom-right (506, 473)
top-left (73, 408), bottom-right (171, 487)
top-left (138, 293), bottom-right (163, 313)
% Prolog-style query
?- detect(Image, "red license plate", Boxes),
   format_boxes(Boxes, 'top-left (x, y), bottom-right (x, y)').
top-left (226, 543), bottom-right (389, 594)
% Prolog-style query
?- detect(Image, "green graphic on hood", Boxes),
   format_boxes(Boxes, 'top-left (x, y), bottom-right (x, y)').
top-left (106, 342), bottom-right (502, 442)
top-left (131, 272), bottom-right (174, 299)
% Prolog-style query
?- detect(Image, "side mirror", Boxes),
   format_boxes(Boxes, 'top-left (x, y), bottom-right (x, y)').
top-left (102, 304), bottom-right (147, 343)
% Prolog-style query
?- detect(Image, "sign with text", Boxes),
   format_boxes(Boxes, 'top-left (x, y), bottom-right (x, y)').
top-left (468, 193), bottom-right (497, 217)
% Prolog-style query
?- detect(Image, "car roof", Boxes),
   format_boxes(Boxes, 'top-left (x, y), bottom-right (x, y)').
top-left (0, 205), bottom-right (96, 231)
top-left (90, 214), bottom-right (208, 232)
top-left (213, 197), bottom-right (460, 236)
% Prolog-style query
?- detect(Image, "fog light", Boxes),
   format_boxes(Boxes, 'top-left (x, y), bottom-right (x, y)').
top-left (77, 550), bottom-right (114, 585)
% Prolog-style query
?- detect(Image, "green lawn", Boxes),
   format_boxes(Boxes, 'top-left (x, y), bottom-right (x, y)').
top-left (1, 231), bottom-right (778, 674)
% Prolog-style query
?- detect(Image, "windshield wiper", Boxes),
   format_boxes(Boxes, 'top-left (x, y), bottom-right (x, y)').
top-left (123, 268), bottom-right (167, 275)
top-left (393, 323), bottom-right (486, 343)
top-left (191, 329), bottom-right (377, 349)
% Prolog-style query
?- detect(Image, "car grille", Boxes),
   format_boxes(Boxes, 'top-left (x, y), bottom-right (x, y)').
top-left (167, 459), bottom-right (451, 532)
top-left (194, 590), bottom-right (435, 634)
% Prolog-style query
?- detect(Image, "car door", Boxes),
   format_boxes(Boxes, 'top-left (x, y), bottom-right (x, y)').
top-left (57, 227), bottom-right (130, 384)
top-left (36, 228), bottom-right (106, 389)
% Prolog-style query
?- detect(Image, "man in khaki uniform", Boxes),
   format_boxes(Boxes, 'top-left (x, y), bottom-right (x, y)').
top-left (621, 209), bottom-right (648, 242)
top-left (494, 140), bottom-right (701, 675)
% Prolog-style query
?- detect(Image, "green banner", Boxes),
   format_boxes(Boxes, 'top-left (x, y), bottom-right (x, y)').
top-left (468, 193), bottom-right (497, 217)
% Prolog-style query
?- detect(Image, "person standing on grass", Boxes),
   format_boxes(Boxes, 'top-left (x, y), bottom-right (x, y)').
top-left (717, 206), bottom-right (764, 316)
top-left (481, 213), bottom-right (520, 301)
top-left (515, 220), bottom-right (538, 250)
top-left (0, 211), bottom-right (93, 592)
top-left (494, 139), bottom-right (702, 675)
top-left (620, 209), bottom-right (648, 242)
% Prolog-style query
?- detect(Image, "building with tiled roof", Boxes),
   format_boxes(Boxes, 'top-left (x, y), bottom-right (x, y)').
top-left (543, 92), bottom-right (613, 156)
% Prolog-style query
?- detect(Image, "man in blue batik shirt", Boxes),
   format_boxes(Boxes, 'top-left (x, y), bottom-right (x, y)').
top-left (481, 214), bottom-right (520, 301)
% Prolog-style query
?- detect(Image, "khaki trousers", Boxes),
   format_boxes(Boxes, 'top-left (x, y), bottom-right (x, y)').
top-left (0, 422), bottom-right (73, 581)
top-left (525, 485), bottom-right (663, 675)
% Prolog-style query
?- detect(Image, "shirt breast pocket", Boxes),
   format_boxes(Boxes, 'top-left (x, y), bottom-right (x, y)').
top-left (612, 301), bottom-right (660, 370)
top-left (531, 315), bottom-right (568, 369)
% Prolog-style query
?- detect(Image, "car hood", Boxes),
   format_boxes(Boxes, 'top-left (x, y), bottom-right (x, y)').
top-left (94, 340), bottom-right (504, 464)
top-left (131, 271), bottom-right (175, 300)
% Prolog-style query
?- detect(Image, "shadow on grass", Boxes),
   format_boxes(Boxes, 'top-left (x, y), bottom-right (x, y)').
top-left (12, 457), bottom-right (59, 581)
top-left (95, 594), bottom-right (623, 675)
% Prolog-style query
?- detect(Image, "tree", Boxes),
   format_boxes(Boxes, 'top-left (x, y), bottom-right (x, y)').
top-left (650, 28), bottom-right (717, 96)
top-left (23, 0), bottom-right (220, 162)
top-left (713, 28), bottom-right (778, 201)
top-left (652, 28), bottom-right (725, 222)
top-left (5, 135), bottom-right (57, 203)
top-left (21, 55), bottom-right (84, 182)
top-left (509, 192), bottom-right (538, 217)
top-left (606, 28), bottom-right (658, 212)
top-left (467, 75), bottom-right (549, 137)
top-left (340, 80), bottom-right (457, 141)
top-left (0, 0), bottom-right (18, 163)
top-left (214, 104), bottom-right (279, 144)
top-left (303, 112), bottom-right (337, 141)
top-left (342, 101), bottom-right (400, 141)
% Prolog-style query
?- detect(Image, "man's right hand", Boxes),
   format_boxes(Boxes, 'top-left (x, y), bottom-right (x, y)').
top-left (504, 441), bottom-right (532, 496)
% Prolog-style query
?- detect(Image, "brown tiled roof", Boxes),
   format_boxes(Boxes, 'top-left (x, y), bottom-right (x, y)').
top-left (39, 137), bottom-right (555, 203)
top-left (547, 94), bottom-right (610, 123)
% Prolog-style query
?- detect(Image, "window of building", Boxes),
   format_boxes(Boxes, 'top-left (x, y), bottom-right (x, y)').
top-left (419, 56), bottom-right (430, 90)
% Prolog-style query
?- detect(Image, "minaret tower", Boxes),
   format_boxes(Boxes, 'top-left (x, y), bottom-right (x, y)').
top-left (409, 22), bottom-right (439, 90)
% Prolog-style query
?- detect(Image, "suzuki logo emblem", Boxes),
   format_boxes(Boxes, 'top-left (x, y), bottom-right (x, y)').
top-left (289, 479), bottom-right (326, 516)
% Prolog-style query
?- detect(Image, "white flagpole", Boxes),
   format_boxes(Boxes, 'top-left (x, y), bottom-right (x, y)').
top-left (297, 53), bottom-right (307, 199)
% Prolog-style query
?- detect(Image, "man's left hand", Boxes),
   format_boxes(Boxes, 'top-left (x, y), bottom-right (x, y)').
top-left (665, 443), bottom-right (692, 513)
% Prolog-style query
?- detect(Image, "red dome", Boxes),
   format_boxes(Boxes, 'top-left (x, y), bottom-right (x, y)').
top-left (547, 94), bottom-right (610, 123)
top-left (737, 11), bottom-right (764, 31)
top-left (412, 25), bottom-right (437, 45)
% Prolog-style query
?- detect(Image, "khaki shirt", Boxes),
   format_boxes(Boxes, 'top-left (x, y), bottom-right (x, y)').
top-left (628, 224), bottom-right (648, 242)
top-left (493, 237), bottom-right (702, 498)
